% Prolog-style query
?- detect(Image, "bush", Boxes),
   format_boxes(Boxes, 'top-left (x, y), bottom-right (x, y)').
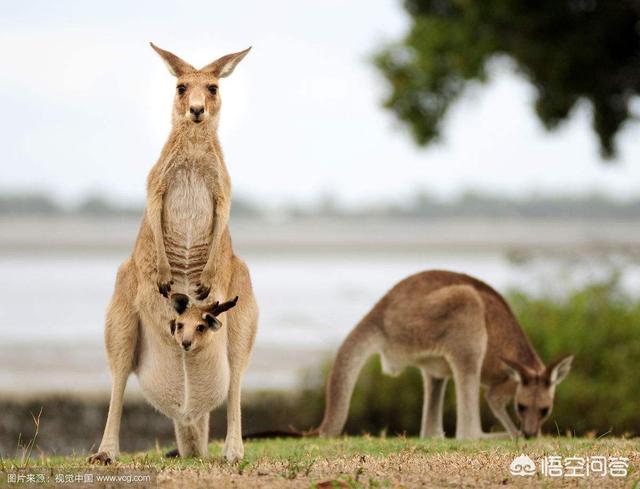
top-left (297, 277), bottom-right (640, 437)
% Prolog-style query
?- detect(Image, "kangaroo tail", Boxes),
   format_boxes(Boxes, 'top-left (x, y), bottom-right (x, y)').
top-left (317, 315), bottom-right (383, 437)
top-left (242, 426), bottom-right (319, 440)
top-left (242, 430), bottom-right (301, 440)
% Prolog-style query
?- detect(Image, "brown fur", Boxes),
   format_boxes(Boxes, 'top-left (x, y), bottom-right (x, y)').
top-left (89, 43), bottom-right (257, 465)
top-left (318, 270), bottom-right (573, 439)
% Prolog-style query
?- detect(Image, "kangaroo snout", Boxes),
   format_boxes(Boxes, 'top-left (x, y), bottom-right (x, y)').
top-left (181, 340), bottom-right (192, 351)
top-left (189, 105), bottom-right (205, 122)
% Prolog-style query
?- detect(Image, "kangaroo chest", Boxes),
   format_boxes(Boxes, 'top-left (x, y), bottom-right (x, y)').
top-left (163, 167), bottom-right (214, 289)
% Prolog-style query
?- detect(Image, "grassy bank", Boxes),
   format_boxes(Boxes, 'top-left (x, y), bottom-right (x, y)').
top-left (2, 437), bottom-right (638, 488)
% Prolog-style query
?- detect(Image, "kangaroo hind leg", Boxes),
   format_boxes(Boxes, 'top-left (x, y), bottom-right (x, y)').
top-left (449, 356), bottom-right (484, 439)
top-left (223, 257), bottom-right (259, 463)
top-left (420, 370), bottom-right (448, 438)
top-left (89, 259), bottom-right (139, 465)
top-left (425, 284), bottom-right (487, 440)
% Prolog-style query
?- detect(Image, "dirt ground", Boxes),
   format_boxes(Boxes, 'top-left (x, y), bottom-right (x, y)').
top-left (2, 437), bottom-right (638, 488)
top-left (151, 450), bottom-right (639, 488)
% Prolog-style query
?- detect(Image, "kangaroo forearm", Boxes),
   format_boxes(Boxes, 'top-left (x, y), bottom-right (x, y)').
top-left (204, 200), bottom-right (230, 271)
top-left (147, 202), bottom-right (169, 266)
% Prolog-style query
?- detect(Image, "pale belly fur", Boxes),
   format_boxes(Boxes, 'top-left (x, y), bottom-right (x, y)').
top-left (163, 168), bottom-right (214, 294)
top-left (136, 168), bottom-right (227, 422)
top-left (136, 328), bottom-right (230, 423)
top-left (380, 346), bottom-right (453, 379)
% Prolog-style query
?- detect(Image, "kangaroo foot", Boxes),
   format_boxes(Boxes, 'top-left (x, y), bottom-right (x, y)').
top-left (223, 437), bottom-right (244, 463)
top-left (88, 451), bottom-right (113, 465)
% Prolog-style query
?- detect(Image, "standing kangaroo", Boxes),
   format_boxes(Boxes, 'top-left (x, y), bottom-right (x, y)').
top-left (318, 270), bottom-right (572, 439)
top-left (89, 43), bottom-right (258, 464)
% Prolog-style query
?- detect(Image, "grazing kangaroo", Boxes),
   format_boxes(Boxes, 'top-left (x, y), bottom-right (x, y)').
top-left (318, 270), bottom-right (573, 439)
top-left (89, 43), bottom-right (258, 465)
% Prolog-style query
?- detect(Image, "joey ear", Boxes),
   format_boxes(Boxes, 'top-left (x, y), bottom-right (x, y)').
top-left (546, 355), bottom-right (573, 385)
top-left (501, 357), bottom-right (533, 385)
top-left (170, 293), bottom-right (190, 314)
top-left (201, 47), bottom-right (251, 78)
top-left (150, 42), bottom-right (196, 77)
top-left (203, 313), bottom-right (222, 331)
top-left (169, 319), bottom-right (176, 336)
top-left (207, 296), bottom-right (239, 316)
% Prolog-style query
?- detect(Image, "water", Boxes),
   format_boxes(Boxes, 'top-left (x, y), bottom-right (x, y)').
top-left (1, 217), bottom-right (638, 395)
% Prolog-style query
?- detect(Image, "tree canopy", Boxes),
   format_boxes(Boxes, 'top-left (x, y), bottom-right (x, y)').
top-left (375, 0), bottom-right (640, 158)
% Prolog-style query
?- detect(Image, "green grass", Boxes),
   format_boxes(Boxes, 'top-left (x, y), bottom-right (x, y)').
top-left (1, 437), bottom-right (638, 488)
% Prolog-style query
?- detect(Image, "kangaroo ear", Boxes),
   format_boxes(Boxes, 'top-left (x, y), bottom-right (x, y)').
top-left (207, 296), bottom-right (239, 316)
top-left (203, 312), bottom-right (222, 330)
top-left (170, 293), bottom-right (190, 314)
top-left (169, 319), bottom-right (176, 336)
top-left (546, 355), bottom-right (573, 385)
top-left (501, 357), bottom-right (534, 385)
top-left (150, 42), bottom-right (196, 77)
top-left (201, 47), bottom-right (251, 78)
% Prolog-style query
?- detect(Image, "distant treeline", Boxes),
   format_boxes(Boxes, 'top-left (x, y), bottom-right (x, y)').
top-left (3, 190), bottom-right (640, 219)
top-left (0, 192), bottom-right (262, 218)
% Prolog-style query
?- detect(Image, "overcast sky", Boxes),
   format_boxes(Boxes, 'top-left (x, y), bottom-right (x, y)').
top-left (2, 0), bottom-right (640, 208)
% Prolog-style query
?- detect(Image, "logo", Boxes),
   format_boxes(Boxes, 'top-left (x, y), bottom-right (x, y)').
top-left (510, 454), bottom-right (537, 476)
top-left (508, 454), bottom-right (629, 478)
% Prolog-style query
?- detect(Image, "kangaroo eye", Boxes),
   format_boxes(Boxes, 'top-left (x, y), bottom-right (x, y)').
top-left (208, 85), bottom-right (217, 95)
top-left (539, 407), bottom-right (549, 417)
top-left (517, 403), bottom-right (526, 413)
top-left (177, 84), bottom-right (187, 95)
top-left (196, 325), bottom-right (205, 333)
top-left (176, 323), bottom-right (183, 330)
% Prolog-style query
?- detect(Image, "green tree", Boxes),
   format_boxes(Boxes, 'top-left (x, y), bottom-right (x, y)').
top-left (375, 0), bottom-right (640, 158)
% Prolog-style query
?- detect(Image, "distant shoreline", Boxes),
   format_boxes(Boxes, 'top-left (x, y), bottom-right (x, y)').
top-left (2, 215), bottom-right (639, 254)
